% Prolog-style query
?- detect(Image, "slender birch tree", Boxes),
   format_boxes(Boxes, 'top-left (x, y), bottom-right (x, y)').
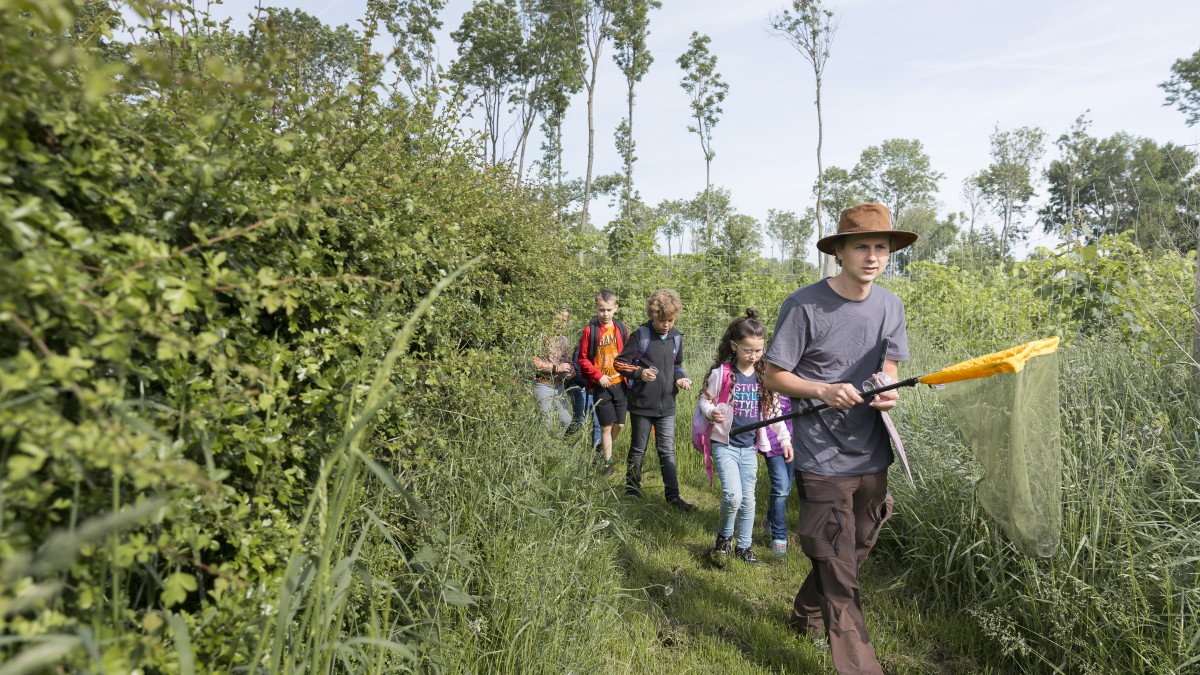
top-left (677, 31), bottom-right (727, 248)
top-left (975, 125), bottom-right (1045, 257)
top-left (770, 0), bottom-right (836, 276)
top-left (611, 0), bottom-right (660, 221)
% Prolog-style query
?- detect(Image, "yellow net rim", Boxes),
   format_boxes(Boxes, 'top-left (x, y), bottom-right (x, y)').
top-left (918, 336), bottom-right (1061, 386)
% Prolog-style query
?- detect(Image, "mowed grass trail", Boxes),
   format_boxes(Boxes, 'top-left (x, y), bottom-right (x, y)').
top-left (569, 383), bottom-right (996, 675)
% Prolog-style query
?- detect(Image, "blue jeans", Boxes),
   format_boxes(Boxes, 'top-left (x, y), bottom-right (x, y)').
top-left (712, 441), bottom-right (758, 549)
top-left (764, 453), bottom-right (794, 541)
top-left (626, 414), bottom-right (679, 501)
top-left (567, 386), bottom-right (602, 447)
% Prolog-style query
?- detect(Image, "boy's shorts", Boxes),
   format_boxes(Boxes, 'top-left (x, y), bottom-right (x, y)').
top-left (594, 385), bottom-right (628, 427)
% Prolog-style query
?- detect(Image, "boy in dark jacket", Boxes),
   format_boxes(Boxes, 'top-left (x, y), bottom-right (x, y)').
top-left (615, 289), bottom-right (696, 510)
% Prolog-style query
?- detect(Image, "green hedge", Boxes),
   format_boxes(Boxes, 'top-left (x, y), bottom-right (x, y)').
top-left (0, 1), bottom-right (579, 669)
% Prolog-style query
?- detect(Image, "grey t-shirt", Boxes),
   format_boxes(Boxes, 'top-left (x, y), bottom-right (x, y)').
top-left (765, 279), bottom-right (909, 476)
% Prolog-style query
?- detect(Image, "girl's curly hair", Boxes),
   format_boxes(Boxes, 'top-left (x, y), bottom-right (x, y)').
top-left (703, 308), bottom-right (776, 421)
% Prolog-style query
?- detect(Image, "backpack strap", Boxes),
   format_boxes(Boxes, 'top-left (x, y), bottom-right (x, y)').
top-left (717, 362), bottom-right (734, 404)
top-left (672, 333), bottom-right (684, 379)
top-left (633, 324), bottom-right (651, 365)
top-left (701, 362), bottom-right (736, 486)
top-left (587, 317), bottom-right (600, 361)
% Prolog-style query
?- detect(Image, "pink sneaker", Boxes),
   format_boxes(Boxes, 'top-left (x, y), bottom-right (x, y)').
top-left (771, 539), bottom-right (788, 557)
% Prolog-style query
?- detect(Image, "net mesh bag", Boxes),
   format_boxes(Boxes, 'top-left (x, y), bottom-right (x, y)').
top-left (936, 344), bottom-right (1062, 558)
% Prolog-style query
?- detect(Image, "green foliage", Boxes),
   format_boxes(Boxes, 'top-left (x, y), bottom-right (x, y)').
top-left (1018, 233), bottom-right (1196, 355)
top-left (449, 0), bottom-right (523, 164)
top-left (892, 203), bottom-right (960, 271)
top-left (852, 138), bottom-right (945, 228)
top-left (0, 0), bottom-right (581, 669)
top-left (895, 232), bottom-right (1194, 360)
top-left (975, 125), bottom-right (1045, 252)
top-left (5, 2), bottom-right (1199, 674)
top-left (1161, 47), bottom-right (1200, 127)
top-left (814, 165), bottom-right (862, 226)
top-left (890, 262), bottom-right (1052, 355)
top-left (676, 31), bottom-right (727, 167)
top-left (376, 0), bottom-right (448, 96)
top-left (1039, 114), bottom-right (1198, 249)
top-left (888, 337), bottom-right (1200, 674)
top-left (611, 0), bottom-right (660, 84)
top-left (765, 207), bottom-right (814, 263)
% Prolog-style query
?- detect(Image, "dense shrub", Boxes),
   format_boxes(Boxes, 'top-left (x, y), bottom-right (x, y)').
top-left (0, 1), bottom-right (579, 669)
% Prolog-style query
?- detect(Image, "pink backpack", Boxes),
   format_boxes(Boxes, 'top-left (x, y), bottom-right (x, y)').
top-left (690, 363), bottom-right (734, 486)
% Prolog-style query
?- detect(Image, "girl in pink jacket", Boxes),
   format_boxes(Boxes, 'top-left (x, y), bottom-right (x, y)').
top-left (697, 309), bottom-right (792, 565)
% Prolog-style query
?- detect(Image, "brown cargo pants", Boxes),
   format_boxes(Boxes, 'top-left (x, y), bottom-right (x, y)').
top-left (790, 470), bottom-right (894, 675)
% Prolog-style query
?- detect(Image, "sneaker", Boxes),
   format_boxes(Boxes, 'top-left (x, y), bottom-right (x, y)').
top-left (734, 546), bottom-right (759, 565)
top-left (770, 539), bottom-right (788, 557)
top-left (602, 458), bottom-right (617, 477)
top-left (710, 535), bottom-right (733, 568)
top-left (667, 497), bottom-right (697, 512)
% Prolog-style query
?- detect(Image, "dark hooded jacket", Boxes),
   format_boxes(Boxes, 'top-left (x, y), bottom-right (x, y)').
top-left (614, 323), bottom-right (686, 417)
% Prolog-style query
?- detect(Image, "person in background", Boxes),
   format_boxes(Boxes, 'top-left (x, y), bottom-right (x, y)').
top-left (566, 323), bottom-right (602, 449)
top-left (576, 290), bottom-right (629, 476)
top-left (531, 305), bottom-right (573, 431)
top-left (615, 289), bottom-right (696, 510)
top-left (761, 395), bottom-right (796, 557)
top-left (696, 309), bottom-right (792, 566)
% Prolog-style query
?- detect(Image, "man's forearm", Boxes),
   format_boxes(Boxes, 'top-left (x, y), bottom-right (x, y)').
top-left (765, 363), bottom-right (829, 400)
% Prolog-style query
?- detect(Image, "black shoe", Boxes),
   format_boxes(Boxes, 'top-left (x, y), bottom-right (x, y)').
top-left (624, 488), bottom-right (642, 499)
top-left (710, 534), bottom-right (733, 567)
top-left (734, 546), bottom-right (759, 565)
top-left (667, 497), bottom-right (697, 512)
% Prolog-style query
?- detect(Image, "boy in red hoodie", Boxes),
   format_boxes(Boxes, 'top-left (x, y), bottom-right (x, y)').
top-left (577, 290), bottom-right (628, 476)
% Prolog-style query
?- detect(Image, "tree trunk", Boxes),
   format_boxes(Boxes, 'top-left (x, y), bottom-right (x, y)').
top-left (555, 120), bottom-right (563, 189)
top-left (516, 116), bottom-right (531, 187)
top-left (705, 158), bottom-right (712, 248)
top-left (490, 92), bottom-right (502, 167)
top-left (815, 76), bottom-right (835, 278)
top-left (1193, 226), bottom-right (1200, 396)
top-left (625, 78), bottom-right (634, 222)
top-left (582, 43), bottom-right (600, 232)
top-left (582, 81), bottom-right (595, 231)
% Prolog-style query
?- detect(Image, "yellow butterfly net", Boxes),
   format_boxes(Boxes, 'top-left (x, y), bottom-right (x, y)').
top-left (927, 337), bottom-right (1062, 557)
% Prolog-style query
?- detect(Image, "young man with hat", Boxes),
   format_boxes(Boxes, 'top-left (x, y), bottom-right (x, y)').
top-left (763, 202), bottom-right (916, 675)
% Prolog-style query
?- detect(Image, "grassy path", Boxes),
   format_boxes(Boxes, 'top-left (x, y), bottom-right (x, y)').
top-left (591, 425), bottom-right (996, 674)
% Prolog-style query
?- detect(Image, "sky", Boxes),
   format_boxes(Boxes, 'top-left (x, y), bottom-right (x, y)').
top-left (207, 0), bottom-right (1200, 258)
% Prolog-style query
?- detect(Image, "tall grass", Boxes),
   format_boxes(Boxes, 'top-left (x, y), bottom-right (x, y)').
top-left (886, 335), bottom-right (1200, 673)
top-left (344, 322), bottom-right (1200, 673)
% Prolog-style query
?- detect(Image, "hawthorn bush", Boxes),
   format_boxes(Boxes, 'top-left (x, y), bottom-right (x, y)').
top-left (0, 1), bottom-right (578, 669)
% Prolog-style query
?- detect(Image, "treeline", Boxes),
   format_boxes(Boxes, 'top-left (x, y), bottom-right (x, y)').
top-left (142, 1), bottom-right (1200, 282)
top-left (412, 1), bottom-right (1199, 270)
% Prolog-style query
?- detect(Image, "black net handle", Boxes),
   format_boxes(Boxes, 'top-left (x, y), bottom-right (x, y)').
top-left (728, 375), bottom-right (921, 437)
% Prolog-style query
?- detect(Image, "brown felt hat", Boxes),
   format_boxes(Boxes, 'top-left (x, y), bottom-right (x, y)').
top-left (816, 203), bottom-right (919, 255)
